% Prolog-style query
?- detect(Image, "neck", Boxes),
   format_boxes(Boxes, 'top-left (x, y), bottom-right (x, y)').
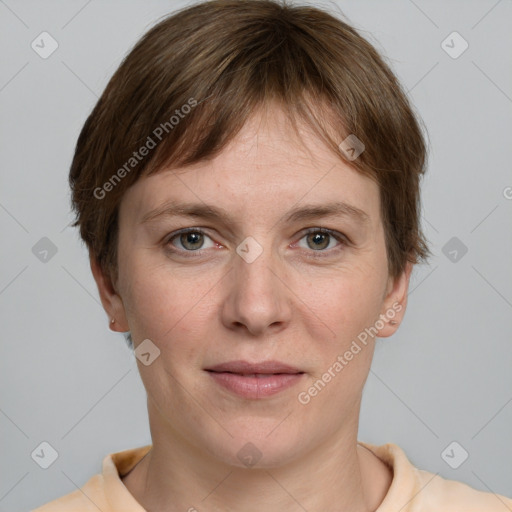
top-left (122, 403), bottom-right (391, 512)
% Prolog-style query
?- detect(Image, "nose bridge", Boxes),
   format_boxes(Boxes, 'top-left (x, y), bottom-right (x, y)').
top-left (222, 235), bottom-right (291, 335)
top-left (236, 241), bottom-right (277, 295)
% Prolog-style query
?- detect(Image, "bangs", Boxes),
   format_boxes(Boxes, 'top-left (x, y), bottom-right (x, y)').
top-left (69, 0), bottom-right (429, 283)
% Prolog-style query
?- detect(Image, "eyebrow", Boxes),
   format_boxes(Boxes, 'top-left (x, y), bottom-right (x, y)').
top-left (140, 200), bottom-right (370, 227)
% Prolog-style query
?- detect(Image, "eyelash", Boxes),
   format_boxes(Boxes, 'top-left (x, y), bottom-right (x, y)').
top-left (164, 227), bottom-right (348, 259)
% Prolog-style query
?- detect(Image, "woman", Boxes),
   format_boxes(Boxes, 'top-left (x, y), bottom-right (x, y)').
top-left (34, 0), bottom-right (512, 510)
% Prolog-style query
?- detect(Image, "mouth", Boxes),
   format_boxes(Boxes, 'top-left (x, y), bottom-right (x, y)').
top-left (205, 360), bottom-right (305, 399)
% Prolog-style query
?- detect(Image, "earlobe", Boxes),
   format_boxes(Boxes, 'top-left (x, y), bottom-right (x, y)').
top-left (378, 262), bottom-right (413, 338)
top-left (89, 255), bottom-right (130, 332)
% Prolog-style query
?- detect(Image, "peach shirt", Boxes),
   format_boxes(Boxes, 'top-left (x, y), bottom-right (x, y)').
top-left (32, 441), bottom-right (512, 511)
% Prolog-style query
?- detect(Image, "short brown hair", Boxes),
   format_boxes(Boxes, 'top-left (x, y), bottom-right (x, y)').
top-left (69, 0), bottom-right (431, 286)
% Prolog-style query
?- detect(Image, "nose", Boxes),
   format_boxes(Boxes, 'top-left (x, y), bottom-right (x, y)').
top-left (221, 242), bottom-right (292, 337)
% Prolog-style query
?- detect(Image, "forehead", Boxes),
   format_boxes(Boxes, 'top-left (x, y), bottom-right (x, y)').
top-left (119, 105), bottom-right (381, 229)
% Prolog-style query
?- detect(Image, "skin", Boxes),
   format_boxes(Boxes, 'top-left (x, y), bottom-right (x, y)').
top-left (91, 103), bottom-right (412, 512)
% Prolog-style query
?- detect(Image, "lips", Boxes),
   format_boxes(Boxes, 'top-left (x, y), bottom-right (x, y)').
top-left (205, 360), bottom-right (304, 398)
top-left (206, 360), bottom-right (303, 375)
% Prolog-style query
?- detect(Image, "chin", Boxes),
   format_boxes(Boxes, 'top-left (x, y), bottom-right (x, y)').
top-left (201, 419), bottom-right (305, 469)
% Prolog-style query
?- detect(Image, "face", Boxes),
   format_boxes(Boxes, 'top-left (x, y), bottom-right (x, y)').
top-left (93, 104), bottom-right (411, 468)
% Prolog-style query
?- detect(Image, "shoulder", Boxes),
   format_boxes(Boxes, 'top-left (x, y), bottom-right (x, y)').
top-left (414, 467), bottom-right (512, 512)
top-left (358, 441), bottom-right (512, 512)
top-left (31, 444), bottom-right (151, 511)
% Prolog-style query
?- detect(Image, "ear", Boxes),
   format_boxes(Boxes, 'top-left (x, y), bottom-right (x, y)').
top-left (90, 255), bottom-right (129, 332)
top-left (376, 261), bottom-right (413, 338)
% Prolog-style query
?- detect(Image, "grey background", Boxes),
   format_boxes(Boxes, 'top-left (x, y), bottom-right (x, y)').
top-left (1, 0), bottom-right (511, 510)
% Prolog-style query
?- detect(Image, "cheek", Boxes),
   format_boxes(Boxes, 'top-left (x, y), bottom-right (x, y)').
top-left (119, 257), bottom-right (216, 349)
top-left (298, 267), bottom-right (385, 339)
top-left (296, 276), bottom-right (383, 403)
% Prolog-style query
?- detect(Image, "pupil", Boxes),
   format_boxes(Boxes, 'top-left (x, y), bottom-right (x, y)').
top-left (182, 232), bottom-right (203, 249)
top-left (308, 232), bottom-right (328, 250)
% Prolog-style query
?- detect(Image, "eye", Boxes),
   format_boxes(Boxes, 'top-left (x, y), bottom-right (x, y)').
top-left (167, 228), bottom-right (217, 252)
top-left (295, 228), bottom-right (347, 253)
top-left (165, 227), bottom-right (347, 258)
